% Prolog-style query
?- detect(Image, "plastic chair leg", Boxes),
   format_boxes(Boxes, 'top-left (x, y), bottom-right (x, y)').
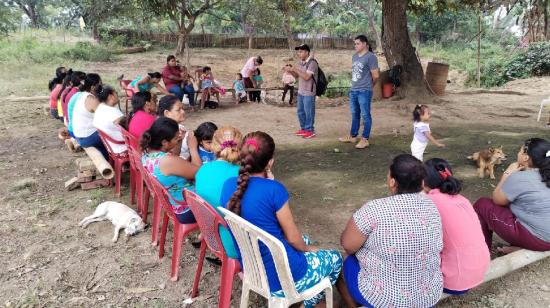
top-left (129, 167), bottom-right (136, 206)
top-left (239, 283), bottom-right (251, 308)
top-left (170, 224), bottom-right (185, 282)
top-left (114, 160), bottom-right (122, 197)
top-left (191, 240), bottom-right (207, 298)
top-left (151, 198), bottom-right (161, 246)
top-left (142, 187), bottom-right (150, 223)
top-left (158, 213), bottom-right (169, 258)
top-left (219, 258), bottom-right (239, 308)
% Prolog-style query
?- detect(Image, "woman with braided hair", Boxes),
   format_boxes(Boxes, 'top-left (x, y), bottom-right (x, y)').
top-left (220, 131), bottom-right (343, 308)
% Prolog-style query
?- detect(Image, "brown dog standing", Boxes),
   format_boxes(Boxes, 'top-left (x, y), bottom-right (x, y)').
top-left (468, 146), bottom-right (507, 179)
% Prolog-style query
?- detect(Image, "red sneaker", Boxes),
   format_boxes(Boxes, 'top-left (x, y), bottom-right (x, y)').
top-left (295, 129), bottom-right (307, 136)
top-left (302, 131), bottom-right (316, 139)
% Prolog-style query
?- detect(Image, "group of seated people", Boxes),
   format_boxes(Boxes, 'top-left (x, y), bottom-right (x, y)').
top-left (49, 67), bottom-right (550, 307)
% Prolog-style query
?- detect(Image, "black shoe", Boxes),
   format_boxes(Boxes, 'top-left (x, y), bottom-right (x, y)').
top-left (205, 256), bottom-right (222, 266)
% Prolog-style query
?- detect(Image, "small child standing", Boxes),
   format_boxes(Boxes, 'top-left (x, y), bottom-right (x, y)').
top-left (251, 68), bottom-right (263, 103)
top-left (281, 64), bottom-right (296, 104)
top-left (232, 73), bottom-right (246, 104)
top-left (195, 121), bottom-right (218, 163)
top-left (411, 104), bottom-right (445, 161)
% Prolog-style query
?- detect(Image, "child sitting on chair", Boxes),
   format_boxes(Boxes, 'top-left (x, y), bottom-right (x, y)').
top-left (232, 73), bottom-right (246, 104)
top-left (199, 66), bottom-right (224, 109)
top-left (195, 122), bottom-right (218, 163)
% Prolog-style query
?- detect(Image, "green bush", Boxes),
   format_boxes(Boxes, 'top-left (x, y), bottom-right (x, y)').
top-left (481, 42), bottom-right (550, 87)
top-left (0, 37), bottom-right (113, 64)
top-left (324, 72), bottom-right (351, 98)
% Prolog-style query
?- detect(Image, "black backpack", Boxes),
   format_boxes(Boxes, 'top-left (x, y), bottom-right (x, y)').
top-left (307, 59), bottom-right (328, 96)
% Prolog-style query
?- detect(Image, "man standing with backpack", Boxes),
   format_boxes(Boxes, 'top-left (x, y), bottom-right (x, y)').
top-left (285, 44), bottom-right (320, 139)
top-left (339, 35), bottom-right (379, 149)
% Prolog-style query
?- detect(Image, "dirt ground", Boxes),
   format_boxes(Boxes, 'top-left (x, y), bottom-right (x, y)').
top-left (1, 48), bottom-right (550, 307)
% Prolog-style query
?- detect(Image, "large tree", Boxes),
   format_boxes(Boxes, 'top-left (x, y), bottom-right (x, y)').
top-left (9, 0), bottom-right (44, 28)
top-left (381, 0), bottom-right (427, 96)
top-left (145, 0), bottom-right (222, 57)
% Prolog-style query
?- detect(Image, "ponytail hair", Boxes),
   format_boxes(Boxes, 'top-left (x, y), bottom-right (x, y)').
top-left (96, 85), bottom-right (116, 103)
top-left (413, 104), bottom-right (428, 122)
top-left (211, 126), bottom-right (243, 163)
top-left (48, 66), bottom-right (67, 91)
top-left (227, 131), bottom-right (275, 215)
top-left (140, 117), bottom-right (179, 153)
top-left (389, 154), bottom-right (426, 194)
top-left (354, 35), bottom-right (373, 52)
top-left (158, 95), bottom-right (180, 117)
top-left (79, 73), bottom-right (101, 93)
top-left (424, 158), bottom-right (462, 195)
top-left (524, 138), bottom-right (550, 188)
top-left (127, 91), bottom-right (152, 128)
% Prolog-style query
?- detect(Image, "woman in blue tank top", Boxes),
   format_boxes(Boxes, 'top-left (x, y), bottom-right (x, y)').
top-left (131, 72), bottom-right (171, 96)
top-left (141, 117), bottom-right (202, 223)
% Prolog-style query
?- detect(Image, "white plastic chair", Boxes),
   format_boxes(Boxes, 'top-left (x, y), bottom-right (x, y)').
top-left (218, 207), bottom-right (333, 308)
top-left (536, 97), bottom-right (550, 122)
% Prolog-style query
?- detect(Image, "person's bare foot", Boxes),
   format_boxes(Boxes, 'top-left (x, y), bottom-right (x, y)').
top-left (497, 246), bottom-right (522, 255)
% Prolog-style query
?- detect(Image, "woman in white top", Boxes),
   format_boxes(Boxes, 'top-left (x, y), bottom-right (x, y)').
top-left (72, 73), bottom-right (108, 158)
top-left (93, 85), bottom-right (126, 154)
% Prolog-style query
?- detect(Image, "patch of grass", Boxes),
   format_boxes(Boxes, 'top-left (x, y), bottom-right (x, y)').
top-left (89, 188), bottom-right (108, 208)
top-left (11, 178), bottom-right (37, 192)
top-left (16, 289), bottom-right (40, 307)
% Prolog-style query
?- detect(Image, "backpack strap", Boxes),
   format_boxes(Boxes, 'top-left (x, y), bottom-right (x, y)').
top-left (305, 58), bottom-right (318, 92)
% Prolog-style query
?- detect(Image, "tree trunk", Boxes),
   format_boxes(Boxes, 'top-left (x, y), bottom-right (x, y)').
top-left (176, 32), bottom-right (187, 57)
top-left (280, 1), bottom-right (295, 57)
top-left (366, 0), bottom-right (382, 52)
top-left (92, 24), bottom-right (99, 41)
top-left (381, 0), bottom-right (428, 97)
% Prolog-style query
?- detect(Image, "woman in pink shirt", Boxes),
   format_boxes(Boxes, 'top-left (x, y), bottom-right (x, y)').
top-left (127, 92), bottom-right (158, 149)
top-left (424, 158), bottom-right (490, 294)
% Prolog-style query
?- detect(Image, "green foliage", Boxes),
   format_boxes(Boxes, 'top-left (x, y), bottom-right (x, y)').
top-left (324, 72), bottom-right (351, 98)
top-left (0, 36), bottom-right (112, 64)
top-left (482, 42), bottom-right (550, 87)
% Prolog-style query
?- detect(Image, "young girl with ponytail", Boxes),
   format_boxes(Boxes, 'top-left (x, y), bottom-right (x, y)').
top-left (474, 138), bottom-right (550, 253)
top-left (424, 158), bottom-right (490, 295)
top-left (220, 131), bottom-right (343, 308)
top-left (140, 117), bottom-right (201, 224)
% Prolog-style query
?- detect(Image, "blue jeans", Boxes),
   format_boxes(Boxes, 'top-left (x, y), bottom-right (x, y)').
top-left (75, 131), bottom-right (108, 160)
top-left (169, 84), bottom-right (195, 106)
top-left (297, 94), bottom-right (316, 132)
top-left (349, 90), bottom-right (373, 139)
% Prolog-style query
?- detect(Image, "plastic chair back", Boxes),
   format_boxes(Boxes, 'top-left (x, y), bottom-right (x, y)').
top-left (217, 207), bottom-right (300, 300)
top-left (184, 190), bottom-right (227, 258)
top-left (97, 128), bottom-right (127, 158)
top-left (119, 79), bottom-right (135, 98)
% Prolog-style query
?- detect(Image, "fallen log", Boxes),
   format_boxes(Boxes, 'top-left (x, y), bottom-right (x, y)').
top-left (4, 96), bottom-right (50, 102)
top-left (113, 46), bottom-right (147, 54)
top-left (83, 147), bottom-right (114, 180)
top-left (440, 249), bottom-right (550, 301)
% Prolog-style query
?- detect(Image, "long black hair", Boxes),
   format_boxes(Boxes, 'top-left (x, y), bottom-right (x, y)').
top-left (524, 138), bottom-right (550, 188)
top-left (147, 72), bottom-right (162, 79)
top-left (424, 158), bottom-right (462, 195)
top-left (158, 95), bottom-right (180, 116)
top-left (140, 117), bottom-right (179, 153)
top-left (390, 154), bottom-right (426, 194)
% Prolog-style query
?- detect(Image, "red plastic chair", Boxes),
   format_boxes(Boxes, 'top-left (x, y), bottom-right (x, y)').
top-left (97, 129), bottom-right (130, 197)
top-left (185, 190), bottom-right (241, 308)
top-left (119, 126), bottom-right (161, 245)
top-left (119, 79), bottom-right (134, 115)
top-left (147, 173), bottom-right (199, 281)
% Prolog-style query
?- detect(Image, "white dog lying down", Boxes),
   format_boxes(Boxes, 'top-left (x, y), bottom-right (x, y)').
top-left (79, 201), bottom-right (146, 242)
